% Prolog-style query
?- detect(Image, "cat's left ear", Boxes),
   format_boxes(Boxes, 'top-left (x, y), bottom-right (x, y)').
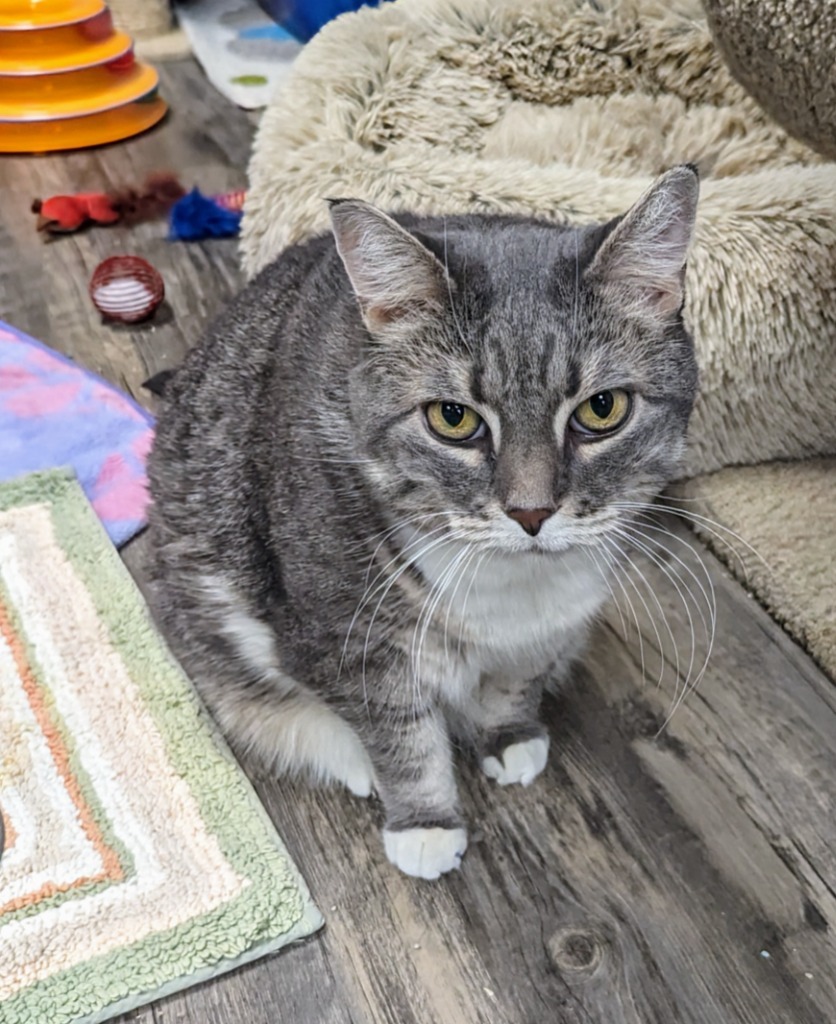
top-left (328, 199), bottom-right (448, 331)
top-left (585, 165), bottom-right (699, 318)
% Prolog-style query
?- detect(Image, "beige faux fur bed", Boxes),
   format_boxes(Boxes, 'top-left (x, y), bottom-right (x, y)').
top-left (241, 0), bottom-right (836, 675)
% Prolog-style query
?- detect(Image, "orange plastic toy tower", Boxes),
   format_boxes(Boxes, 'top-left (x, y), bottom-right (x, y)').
top-left (0, 1), bottom-right (168, 153)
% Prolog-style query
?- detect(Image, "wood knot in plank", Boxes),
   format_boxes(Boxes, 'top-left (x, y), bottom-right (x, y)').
top-left (547, 927), bottom-right (606, 977)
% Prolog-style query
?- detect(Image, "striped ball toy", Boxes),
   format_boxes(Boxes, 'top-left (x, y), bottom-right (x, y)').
top-left (89, 255), bottom-right (165, 323)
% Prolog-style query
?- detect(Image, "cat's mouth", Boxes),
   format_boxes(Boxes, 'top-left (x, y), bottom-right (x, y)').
top-left (531, 541), bottom-right (562, 555)
top-left (492, 532), bottom-right (579, 557)
top-left (493, 520), bottom-right (615, 557)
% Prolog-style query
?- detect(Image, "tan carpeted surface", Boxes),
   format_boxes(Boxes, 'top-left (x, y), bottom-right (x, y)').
top-left (241, 0), bottom-right (836, 675)
top-left (678, 460), bottom-right (836, 680)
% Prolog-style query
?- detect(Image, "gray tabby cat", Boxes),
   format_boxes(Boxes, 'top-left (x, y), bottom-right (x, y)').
top-left (148, 165), bottom-right (699, 879)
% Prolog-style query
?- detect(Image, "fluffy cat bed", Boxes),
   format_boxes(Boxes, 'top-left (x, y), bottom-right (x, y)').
top-left (241, 0), bottom-right (836, 676)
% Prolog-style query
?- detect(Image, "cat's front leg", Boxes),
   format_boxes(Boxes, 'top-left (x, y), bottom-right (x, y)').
top-left (357, 680), bottom-right (467, 879)
top-left (475, 673), bottom-right (550, 787)
top-left (476, 629), bottom-right (590, 785)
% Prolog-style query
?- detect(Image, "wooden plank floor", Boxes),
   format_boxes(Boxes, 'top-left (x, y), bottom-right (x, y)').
top-left (2, 59), bottom-right (835, 1024)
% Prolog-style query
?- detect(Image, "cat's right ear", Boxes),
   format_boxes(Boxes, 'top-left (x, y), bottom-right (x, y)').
top-left (328, 199), bottom-right (448, 332)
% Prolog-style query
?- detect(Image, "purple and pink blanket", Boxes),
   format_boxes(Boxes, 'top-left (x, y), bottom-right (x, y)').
top-left (0, 320), bottom-right (154, 546)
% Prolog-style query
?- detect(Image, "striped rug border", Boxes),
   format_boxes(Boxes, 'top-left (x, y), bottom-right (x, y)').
top-left (0, 584), bottom-right (132, 924)
top-left (0, 470), bottom-right (322, 1024)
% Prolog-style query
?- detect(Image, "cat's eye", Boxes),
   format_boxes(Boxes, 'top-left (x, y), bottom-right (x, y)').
top-left (426, 401), bottom-right (484, 442)
top-left (571, 389), bottom-right (632, 435)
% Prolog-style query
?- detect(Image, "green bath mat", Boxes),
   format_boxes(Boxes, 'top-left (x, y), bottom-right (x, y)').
top-left (0, 469), bottom-right (322, 1024)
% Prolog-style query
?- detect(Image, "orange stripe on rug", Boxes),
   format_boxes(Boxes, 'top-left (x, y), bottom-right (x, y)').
top-left (0, 597), bottom-right (123, 914)
top-left (0, 807), bottom-right (16, 851)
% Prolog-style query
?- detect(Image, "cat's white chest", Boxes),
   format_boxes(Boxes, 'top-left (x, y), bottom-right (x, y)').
top-left (403, 533), bottom-right (609, 683)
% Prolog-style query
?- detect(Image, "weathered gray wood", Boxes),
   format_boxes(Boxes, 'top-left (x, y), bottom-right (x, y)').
top-left (249, 544), bottom-right (836, 1024)
top-left (2, 56), bottom-right (835, 1024)
top-left (247, 534), bottom-right (836, 1024)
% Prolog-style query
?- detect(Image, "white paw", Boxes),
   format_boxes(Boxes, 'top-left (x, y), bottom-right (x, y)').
top-left (383, 826), bottom-right (468, 880)
top-left (482, 735), bottom-right (549, 786)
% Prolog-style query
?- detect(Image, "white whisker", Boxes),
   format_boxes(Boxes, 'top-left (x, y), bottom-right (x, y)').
top-left (612, 512), bottom-right (718, 732)
top-left (442, 542), bottom-right (480, 664)
top-left (596, 539), bottom-right (648, 685)
top-left (604, 535), bottom-right (674, 692)
top-left (361, 531), bottom-right (470, 719)
top-left (583, 544), bottom-right (629, 643)
top-left (613, 500), bottom-right (771, 582)
top-left (457, 547), bottom-right (493, 658)
top-left (619, 520), bottom-right (716, 646)
top-left (411, 541), bottom-right (473, 691)
top-left (612, 525), bottom-right (694, 700)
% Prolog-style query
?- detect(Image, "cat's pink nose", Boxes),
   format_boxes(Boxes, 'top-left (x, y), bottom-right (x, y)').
top-left (505, 507), bottom-right (555, 537)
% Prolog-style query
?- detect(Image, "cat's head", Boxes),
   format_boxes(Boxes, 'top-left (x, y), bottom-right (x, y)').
top-left (330, 166), bottom-right (699, 554)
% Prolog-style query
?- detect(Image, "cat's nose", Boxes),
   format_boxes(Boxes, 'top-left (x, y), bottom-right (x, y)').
top-left (505, 506), bottom-right (555, 537)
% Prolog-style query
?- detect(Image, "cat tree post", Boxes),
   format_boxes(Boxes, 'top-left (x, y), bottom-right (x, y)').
top-left (0, 0), bottom-right (167, 153)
